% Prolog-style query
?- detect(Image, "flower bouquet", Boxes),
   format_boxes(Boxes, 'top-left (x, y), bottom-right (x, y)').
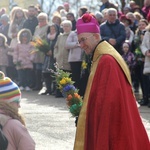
top-left (51, 63), bottom-right (83, 117)
top-left (31, 38), bottom-right (50, 54)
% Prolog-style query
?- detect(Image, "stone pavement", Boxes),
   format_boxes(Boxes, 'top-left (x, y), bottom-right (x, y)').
top-left (20, 91), bottom-right (150, 150)
top-left (139, 106), bottom-right (150, 140)
top-left (135, 92), bottom-right (150, 139)
top-left (20, 91), bottom-right (75, 150)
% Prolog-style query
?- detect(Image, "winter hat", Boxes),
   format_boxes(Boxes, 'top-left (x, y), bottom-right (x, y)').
top-left (76, 13), bottom-right (100, 34)
top-left (0, 71), bottom-right (21, 103)
top-left (119, 15), bottom-right (132, 25)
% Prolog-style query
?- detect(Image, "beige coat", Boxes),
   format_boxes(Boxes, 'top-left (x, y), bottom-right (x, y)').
top-left (33, 24), bottom-right (49, 64)
top-left (54, 32), bottom-right (71, 71)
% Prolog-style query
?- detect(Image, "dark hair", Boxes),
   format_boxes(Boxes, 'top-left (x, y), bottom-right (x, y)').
top-left (47, 23), bottom-right (60, 36)
top-left (67, 12), bottom-right (75, 17)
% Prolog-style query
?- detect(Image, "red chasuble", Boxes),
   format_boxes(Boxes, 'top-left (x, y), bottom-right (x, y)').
top-left (74, 41), bottom-right (150, 150)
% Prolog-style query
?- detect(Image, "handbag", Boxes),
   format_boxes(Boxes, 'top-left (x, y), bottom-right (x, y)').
top-left (0, 124), bottom-right (8, 150)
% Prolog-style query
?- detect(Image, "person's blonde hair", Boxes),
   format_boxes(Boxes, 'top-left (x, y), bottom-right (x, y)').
top-left (0, 101), bottom-right (25, 126)
top-left (133, 12), bottom-right (143, 21)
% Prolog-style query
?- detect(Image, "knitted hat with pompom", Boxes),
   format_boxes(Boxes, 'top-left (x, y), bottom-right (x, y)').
top-left (0, 71), bottom-right (21, 103)
top-left (76, 13), bottom-right (100, 34)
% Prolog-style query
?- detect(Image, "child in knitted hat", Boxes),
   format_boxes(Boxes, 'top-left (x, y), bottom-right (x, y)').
top-left (0, 71), bottom-right (35, 149)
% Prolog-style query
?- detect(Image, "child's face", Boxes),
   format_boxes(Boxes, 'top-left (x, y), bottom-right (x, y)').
top-left (123, 44), bottom-right (129, 53)
top-left (21, 36), bottom-right (28, 44)
top-left (50, 26), bottom-right (56, 34)
top-left (10, 101), bottom-right (20, 111)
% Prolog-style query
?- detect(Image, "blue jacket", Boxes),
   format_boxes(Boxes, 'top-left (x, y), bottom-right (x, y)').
top-left (100, 19), bottom-right (126, 54)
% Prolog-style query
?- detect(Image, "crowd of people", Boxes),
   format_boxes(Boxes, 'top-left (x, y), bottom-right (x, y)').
top-left (0, 0), bottom-right (150, 107)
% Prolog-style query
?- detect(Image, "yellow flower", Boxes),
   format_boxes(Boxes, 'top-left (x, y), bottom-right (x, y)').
top-left (36, 38), bottom-right (43, 46)
top-left (65, 77), bottom-right (71, 83)
top-left (82, 61), bottom-right (87, 69)
top-left (60, 78), bottom-right (67, 85)
top-left (30, 41), bottom-right (36, 47)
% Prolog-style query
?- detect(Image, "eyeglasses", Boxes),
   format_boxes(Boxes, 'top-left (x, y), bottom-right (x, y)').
top-left (78, 35), bottom-right (93, 44)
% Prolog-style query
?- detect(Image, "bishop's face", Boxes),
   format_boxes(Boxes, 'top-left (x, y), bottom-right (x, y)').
top-left (78, 33), bottom-right (98, 55)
